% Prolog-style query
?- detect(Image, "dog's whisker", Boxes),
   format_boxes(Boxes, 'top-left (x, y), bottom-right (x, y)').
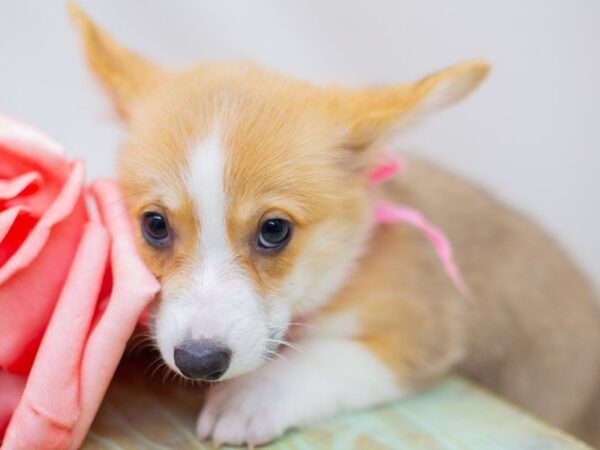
top-left (127, 335), bottom-right (156, 355)
top-left (287, 321), bottom-right (320, 331)
top-left (146, 355), bottom-right (171, 380)
top-left (264, 348), bottom-right (289, 363)
top-left (266, 338), bottom-right (303, 353)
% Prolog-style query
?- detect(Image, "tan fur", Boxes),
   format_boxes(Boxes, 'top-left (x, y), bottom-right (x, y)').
top-left (69, 3), bottom-right (167, 119)
top-left (323, 157), bottom-right (600, 444)
top-left (387, 158), bottom-right (600, 442)
top-left (70, 5), bottom-right (600, 446)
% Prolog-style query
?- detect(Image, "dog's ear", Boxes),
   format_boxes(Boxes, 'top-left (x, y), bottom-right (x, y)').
top-left (68, 3), bottom-right (166, 119)
top-left (338, 60), bottom-right (490, 152)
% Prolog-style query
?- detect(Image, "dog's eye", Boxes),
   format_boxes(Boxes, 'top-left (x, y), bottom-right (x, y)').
top-left (142, 212), bottom-right (170, 247)
top-left (258, 218), bottom-right (291, 250)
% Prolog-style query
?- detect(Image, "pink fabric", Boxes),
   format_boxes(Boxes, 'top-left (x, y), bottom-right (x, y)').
top-left (0, 114), bottom-right (160, 449)
top-left (370, 153), bottom-right (467, 294)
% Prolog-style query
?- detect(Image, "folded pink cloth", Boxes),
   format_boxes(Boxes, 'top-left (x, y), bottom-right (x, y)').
top-left (0, 114), bottom-right (160, 449)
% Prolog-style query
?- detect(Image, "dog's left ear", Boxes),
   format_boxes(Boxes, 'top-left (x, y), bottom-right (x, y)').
top-left (338, 60), bottom-right (490, 152)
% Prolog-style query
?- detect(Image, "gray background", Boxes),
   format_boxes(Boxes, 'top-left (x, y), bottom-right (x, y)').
top-left (1, 1), bottom-right (599, 286)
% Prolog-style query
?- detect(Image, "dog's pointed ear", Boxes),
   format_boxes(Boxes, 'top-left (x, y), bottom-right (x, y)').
top-left (338, 60), bottom-right (490, 152)
top-left (68, 3), bottom-right (166, 119)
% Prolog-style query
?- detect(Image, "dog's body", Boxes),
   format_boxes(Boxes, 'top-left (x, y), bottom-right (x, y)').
top-left (70, 5), bottom-right (600, 447)
top-left (376, 157), bottom-right (600, 443)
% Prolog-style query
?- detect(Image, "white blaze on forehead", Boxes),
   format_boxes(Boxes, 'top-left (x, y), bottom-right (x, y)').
top-left (186, 133), bottom-right (232, 270)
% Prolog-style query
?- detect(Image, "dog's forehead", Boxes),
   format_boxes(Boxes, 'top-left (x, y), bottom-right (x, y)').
top-left (126, 72), bottom-right (350, 228)
top-left (182, 125), bottom-right (300, 226)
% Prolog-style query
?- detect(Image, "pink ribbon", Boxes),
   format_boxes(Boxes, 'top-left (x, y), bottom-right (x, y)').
top-left (370, 154), bottom-right (467, 294)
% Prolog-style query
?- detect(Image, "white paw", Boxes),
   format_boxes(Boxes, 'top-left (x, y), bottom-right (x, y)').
top-left (194, 338), bottom-right (403, 446)
top-left (196, 375), bottom-right (291, 446)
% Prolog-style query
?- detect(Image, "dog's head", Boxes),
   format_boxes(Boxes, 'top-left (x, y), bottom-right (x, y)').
top-left (71, 5), bottom-right (488, 381)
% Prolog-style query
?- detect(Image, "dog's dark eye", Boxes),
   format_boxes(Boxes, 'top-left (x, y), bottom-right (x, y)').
top-left (142, 212), bottom-right (170, 247)
top-left (258, 219), bottom-right (291, 250)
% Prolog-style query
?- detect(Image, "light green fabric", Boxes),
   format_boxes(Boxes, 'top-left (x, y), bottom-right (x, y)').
top-left (84, 372), bottom-right (590, 450)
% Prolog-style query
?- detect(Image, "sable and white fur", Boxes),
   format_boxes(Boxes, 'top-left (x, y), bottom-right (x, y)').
top-left (71, 5), bottom-right (600, 447)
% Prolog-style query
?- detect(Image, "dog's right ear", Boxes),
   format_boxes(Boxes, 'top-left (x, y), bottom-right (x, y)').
top-left (68, 3), bottom-right (166, 120)
top-left (334, 60), bottom-right (490, 164)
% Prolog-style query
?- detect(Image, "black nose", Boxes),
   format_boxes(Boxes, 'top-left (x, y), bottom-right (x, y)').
top-left (173, 340), bottom-right (231, 380)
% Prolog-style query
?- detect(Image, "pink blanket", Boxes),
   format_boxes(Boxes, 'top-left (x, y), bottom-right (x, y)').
top-left (0, 114), bottom-right (159, 449)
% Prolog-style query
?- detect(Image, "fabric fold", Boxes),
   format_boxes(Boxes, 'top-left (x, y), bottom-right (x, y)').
top-left (0, 114), bottom-right (159, 449)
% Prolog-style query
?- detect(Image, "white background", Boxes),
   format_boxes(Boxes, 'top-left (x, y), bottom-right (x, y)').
top-left (1, 1), bottom-right (599, 287)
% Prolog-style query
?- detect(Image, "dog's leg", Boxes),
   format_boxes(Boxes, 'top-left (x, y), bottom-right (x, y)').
top-left (196, 337), bottom-right (404, 446)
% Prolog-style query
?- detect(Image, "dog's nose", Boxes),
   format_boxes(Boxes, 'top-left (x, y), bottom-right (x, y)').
top-left (173, 340), bottom-right (231, 381)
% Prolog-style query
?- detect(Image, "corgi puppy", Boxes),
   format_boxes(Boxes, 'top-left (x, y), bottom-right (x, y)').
top-left (70, 5), bottom-right (600, 447)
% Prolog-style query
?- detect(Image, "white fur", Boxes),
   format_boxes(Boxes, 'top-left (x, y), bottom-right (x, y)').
top-left (188, 133), bottom-right (229, 267)
top-left (279, 215), bottom-right (374, 315)
top-left (197, 337), bottom-right (404, 445)
top-left (153, 132), bottom-right (288, 378)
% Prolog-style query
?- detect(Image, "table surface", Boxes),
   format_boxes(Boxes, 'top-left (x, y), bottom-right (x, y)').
top-left (83, 355), bottom-right (592, 450)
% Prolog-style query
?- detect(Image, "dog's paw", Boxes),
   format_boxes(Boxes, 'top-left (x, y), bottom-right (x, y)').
top-left (196, 376), bottom-right (290, 446)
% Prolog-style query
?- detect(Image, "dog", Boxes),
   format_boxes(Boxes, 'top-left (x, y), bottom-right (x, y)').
top-left (70, 5), bottom-right (600, 447)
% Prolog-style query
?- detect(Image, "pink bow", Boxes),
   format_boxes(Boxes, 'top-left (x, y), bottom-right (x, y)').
top-left (370, 154), bottom-right (467, 294)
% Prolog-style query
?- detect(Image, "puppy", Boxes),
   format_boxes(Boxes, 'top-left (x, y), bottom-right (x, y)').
top-left (70, 5), bottom-right (600, 447)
